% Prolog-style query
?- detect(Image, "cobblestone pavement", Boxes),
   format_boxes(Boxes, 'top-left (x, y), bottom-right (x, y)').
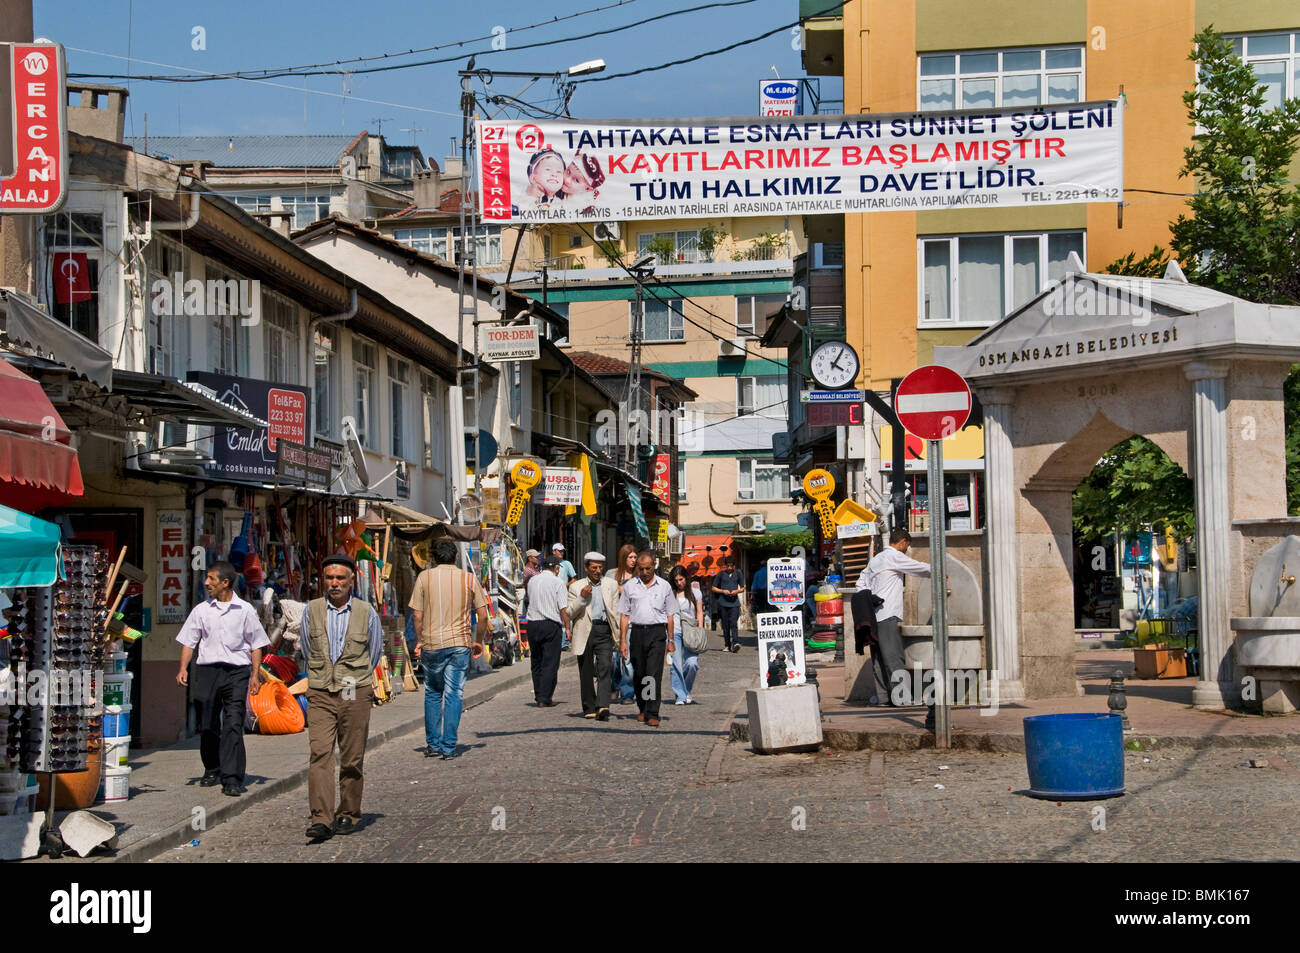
top-left (153, 643), bottom-right (1300, 863)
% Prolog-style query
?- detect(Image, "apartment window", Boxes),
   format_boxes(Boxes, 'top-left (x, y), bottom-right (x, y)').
top-left (919, 231), bottom-right (1084, 325)
top-left (735, 293), bottom-right (787, 337)
top-left (677, 457), bottom-right (687, 503)
top-left (353, 340), bottom-right (379, 450)
top-left (43, 213), bottom-right (103, 343)
top-left (263, 293), bottom-right (300, 384)
top-left (1229, 32), bottom-right (1300, 108)
top-left (279, 194), bottom-right (331, 231)
top-left (919, 46), bottom-right (1083, 111)
top-left (632, 298), bottom-right (684, 342)
top-left (206, 265), bottom-right (248, 375)
top-left (811, 242), bottom-right (844, 269)
top-left (638, 229), bottom-right (702, 265)
top-left (737, 375), bottom-right (787, 417)
top-left (313, 328), bottom-right (337, 439)
top-left (232, 195), bottom-right (272, 215)
top-left (421, 374), bottom-right (445, 471)
top-left (392, 226), bottom-right (502, 265)
top-left (738, 458), bottom-right (790, 501)
top-left (146, 239), bottom-right (190, 377)
top-left (388, 356), bottom-right (410, 460)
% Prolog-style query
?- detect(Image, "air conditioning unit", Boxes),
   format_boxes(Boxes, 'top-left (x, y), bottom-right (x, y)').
top-left (718, 337), bottom-right (745, 358)
top-left (668, 534), bottom-right (684, 556)
top-left (594, 222), bottom-right (620, 241)
top-left (737, 513), bottom-right (766, 534)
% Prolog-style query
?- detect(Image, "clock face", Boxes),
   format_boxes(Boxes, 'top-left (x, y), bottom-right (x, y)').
top-left (810, 341), bottom-right (859, 390)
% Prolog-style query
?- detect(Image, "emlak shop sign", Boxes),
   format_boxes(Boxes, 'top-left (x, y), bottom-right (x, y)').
top-left (187, 373), bottom-right (310, 482)
top-left (0, 41), bottom-right (67, 213)
top-left (477, 101), bottom-right (1122, 224)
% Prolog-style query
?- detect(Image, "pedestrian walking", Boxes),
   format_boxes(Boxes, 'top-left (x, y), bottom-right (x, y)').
top-left (567, 552), bottom-right (620, 721)
top-left (618, 551), bottom-right (675, 727)
top-left (856, 528), bottom-right (931, 705)
top-left (175, 561), bottom-right (269, 797)
top-left (552, 543), bottom-right (577, 584)
top-left (526, 556), bottom-right (571, 706)
top-left (410, 540), bottom-right (490, 759)
top-left (712, 556), bottom-right (744, 652)
top-left (606, 544), bottom-right (639, 703)
top-left (303, 555), bottom-right (384, 841)
top-left (668, 566), bottom-right (703, 705)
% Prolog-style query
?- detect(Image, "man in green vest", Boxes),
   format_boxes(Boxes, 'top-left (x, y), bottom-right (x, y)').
top-left (305, 555), bottom-right (384, 842)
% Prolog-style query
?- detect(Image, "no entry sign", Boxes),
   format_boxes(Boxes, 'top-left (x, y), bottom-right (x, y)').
top-left (894, 365), bottom-right (971, 441)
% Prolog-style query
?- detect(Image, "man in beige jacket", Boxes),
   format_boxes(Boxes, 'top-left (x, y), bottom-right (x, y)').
top-left (566, 552), bottom-right (621, 721)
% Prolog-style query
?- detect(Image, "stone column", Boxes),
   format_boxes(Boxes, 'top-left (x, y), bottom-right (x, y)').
top-left (1186, 361), bottom-right (1236, 709)
top-left (980, 387), bottom-right (1025, 702)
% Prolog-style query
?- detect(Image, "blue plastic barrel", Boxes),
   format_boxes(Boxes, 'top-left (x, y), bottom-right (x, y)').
top-left (1023, 713), bottom-right (1125, 799)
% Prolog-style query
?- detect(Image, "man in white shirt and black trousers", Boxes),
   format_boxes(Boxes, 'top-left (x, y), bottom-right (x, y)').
top-left (857, 528), bottom-right (931, 707)
top-left (618, 551), bottom-right (675, 728)
top-left (525, 556), bottom-right (572, 707)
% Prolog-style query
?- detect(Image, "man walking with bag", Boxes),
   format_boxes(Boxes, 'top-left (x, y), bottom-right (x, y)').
top-left (304, 555), bottom-right (384, 841)
top-left (567, 552), bottom-right (620, 721)
top-left (410, 540), bottom-right (490, 759)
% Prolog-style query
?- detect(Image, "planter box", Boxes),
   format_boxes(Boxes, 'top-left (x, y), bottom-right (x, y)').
top-left (1133, 644), bottom-right (1187, 679)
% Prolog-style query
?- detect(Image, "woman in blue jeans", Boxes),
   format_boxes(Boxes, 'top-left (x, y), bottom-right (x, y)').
top-left (606, 544), bottom-right (638, 702)
top-left (669, 566), bottom-right (703, 704)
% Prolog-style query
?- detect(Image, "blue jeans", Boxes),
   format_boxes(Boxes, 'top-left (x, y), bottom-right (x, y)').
top-left (422, 646), bottom-right (470, 755)
top-left (670, 642), bottom-right (699, 701)
top-left (611, 650), bottom-right (635, 701)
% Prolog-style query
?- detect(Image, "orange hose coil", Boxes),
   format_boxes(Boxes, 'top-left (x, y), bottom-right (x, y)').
top-left (250, 678), bottom-right (306, 735)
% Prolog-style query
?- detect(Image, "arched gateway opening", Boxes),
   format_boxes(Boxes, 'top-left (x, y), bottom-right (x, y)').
top-left (934, 262), bottom-right (1299, 709)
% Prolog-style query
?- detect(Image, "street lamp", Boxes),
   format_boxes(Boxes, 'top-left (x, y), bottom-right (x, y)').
top-left (567, 59), bottom-right (606, 77)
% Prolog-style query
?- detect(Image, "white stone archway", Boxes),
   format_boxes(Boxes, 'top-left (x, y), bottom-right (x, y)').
top-left (935, 263), bottom-right (1300, 708)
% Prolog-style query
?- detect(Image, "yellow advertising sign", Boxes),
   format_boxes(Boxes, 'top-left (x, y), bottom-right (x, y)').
top-left (802, 468), bottom-right (835, 501)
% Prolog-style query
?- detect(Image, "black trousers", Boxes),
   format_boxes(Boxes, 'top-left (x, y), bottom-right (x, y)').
top-left (578, 622), bottom-right (614, 714)
top-left (718, 605), bottom-right (740, 647)
top-left (529, 619), bottom-right (563, 704)
top-left (870, 617), bottom-right (910, 705)
top-left (191, 662), bottom-right (251, 783)
top-left (629, 624), bottom-right (667, 718)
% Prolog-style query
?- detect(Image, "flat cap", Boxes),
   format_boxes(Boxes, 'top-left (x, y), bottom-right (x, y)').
top-left (584, 551), bottom-right (605, 563)
top-left (321, 554), bottom-right (356, 571)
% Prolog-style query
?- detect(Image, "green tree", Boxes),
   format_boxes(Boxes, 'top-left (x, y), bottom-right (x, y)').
top-left (1073, 436), bottom-right (1194, 540)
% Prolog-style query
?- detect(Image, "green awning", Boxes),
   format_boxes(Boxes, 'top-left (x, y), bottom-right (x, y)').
top-left (0, 504), bottom-right (62, 587)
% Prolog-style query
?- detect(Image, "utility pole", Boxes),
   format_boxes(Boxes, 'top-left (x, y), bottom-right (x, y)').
top-left (627, 260), bottom-right (654, 470)
top-left (455, 70), bottom-right (482, 511)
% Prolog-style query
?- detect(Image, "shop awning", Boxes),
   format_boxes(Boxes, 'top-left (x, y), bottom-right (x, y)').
top-left (1, 290), bottom-right (113, 389)
top-left (0, 357), bottom-right (84, 495)
top-left (369, 502), bottom-right (442, 526)
top-left (683, 534), bottom-right (735, 564)
top-left (110, 371), bottom-right (269, 428)
top-left (0, 504), bottom-right (63, 587)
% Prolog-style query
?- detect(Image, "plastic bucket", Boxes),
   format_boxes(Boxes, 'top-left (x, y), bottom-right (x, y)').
top-left (102, 703), bottom-right (132, 738)
top-left (103, 672), bottom-right (133, 707)
top-left (104, 735), bottom-right (130, 768)
top-left (1023, 713), bottom-right (1125, 800)
top-left (103, 766), bottom-right (131, 803)
top-left (109, 651), bottom-right (128, 674)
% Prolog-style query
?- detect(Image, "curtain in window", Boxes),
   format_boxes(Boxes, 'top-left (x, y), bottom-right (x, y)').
top-left (1047, 233), bottom-right (1085, 283)
top-left (958, 236), bottom-right (1004, 324)
top-left (1012, 237), bottom-right (1040, 310)
top-left (923, 242), bottom-right (950, 321)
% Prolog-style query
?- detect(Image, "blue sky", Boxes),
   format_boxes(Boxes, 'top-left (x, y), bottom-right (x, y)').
top-left (37, 0), bottom-right (839, 165)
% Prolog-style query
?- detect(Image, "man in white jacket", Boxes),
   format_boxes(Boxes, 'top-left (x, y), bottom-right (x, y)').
top-left (857, 528), bottom-right (931, 705)
top-left (567, 553), bottom-right (621, 721)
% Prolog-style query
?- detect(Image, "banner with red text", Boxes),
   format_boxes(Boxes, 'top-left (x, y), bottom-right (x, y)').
top-left (476, 101), bottom-right (1122, 224)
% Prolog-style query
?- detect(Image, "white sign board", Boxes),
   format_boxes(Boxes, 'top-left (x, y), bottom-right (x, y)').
top-left (756, 612), bottom-right (806, 687)
top-left (541, 467), bottom-right (583, 506)
top-left (836, 520), bottom-right (874, 539)
top-left (476, 101), bottom-right (1123, 224)
top-left (767, 557), bottom-right (805, 606)
top-left (480, 324), bottom-right (540, 362)
top-left (759, 79), bottom-right (800, 117)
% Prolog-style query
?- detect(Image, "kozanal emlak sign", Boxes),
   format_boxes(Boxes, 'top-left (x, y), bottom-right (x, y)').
top-left (480, 323), bottom-right (540, 362)
top-left (1, 42), bottom-right (67, 213)
top-left (476, 100), bottom-right (1122, 224)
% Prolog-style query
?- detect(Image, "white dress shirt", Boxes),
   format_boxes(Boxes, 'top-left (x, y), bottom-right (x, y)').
top-left (618, 574), bottom-right (675, 626)
top-left (175, 594), bottom-right (271, 666)
top-left (526, 570), bottom-right (569, 623)
top-left (856, 546), bottom-right (932, 623)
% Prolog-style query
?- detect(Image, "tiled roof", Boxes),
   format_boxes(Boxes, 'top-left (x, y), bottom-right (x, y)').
top-left (568, 351), bottom-right (632, 376)
top-left (125, 134), bottom-right (360, 168)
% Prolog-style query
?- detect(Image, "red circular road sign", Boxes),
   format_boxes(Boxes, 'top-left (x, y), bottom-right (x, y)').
top-left (894, 365), bottom-right (972, 441)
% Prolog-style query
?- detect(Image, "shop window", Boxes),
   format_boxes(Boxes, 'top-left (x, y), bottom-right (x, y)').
top-left (904, 471), bottom-right (984, 533)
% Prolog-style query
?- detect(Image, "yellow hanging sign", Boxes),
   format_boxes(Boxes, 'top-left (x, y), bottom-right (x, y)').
top-left (506, 459), bottom-right (543, 527)
top-left (802, 468), bottom-right (835, 502)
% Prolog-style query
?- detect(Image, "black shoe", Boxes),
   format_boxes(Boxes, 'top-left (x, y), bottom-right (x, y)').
top-left (221, 782), bottom-right (241, 797)
top-left (199, 770), bottom-right (220, 787)
top-left (334, 816), bottom-right (356, 835)
top-left (306, 823), bottom-right (333, 841)
top-left (422, 746), bottom-right (440, 758)
top-left (537, 700), bottom-right (556, 708)
top-left (440, 749), bottom-right (461, 761)
top-left (595, 709), bottom-right (610, 721)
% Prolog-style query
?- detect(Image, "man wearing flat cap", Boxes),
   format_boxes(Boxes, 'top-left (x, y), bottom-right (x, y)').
top-left (304, 554), bottom-right (384, 842)
top-left (566, 552), bottom-right (620, 721)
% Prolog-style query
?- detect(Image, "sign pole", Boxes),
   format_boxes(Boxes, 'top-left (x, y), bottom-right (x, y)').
top-left (927, 438), bottom-right (951, 748)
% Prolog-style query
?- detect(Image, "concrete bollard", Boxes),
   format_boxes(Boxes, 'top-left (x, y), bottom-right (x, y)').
top-left (745, 683), bottom-right (823, 754)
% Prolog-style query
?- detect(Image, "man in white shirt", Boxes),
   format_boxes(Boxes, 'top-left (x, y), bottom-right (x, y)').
top-left (526, 557), bottom-right (572, 707)
top-left (857, 528), bottom-right (931, 705)
top-left (618, 551), bottom-right (676, 727)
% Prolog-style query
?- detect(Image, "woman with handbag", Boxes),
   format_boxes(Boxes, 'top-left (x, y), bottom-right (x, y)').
top-left (669, 565), bottom-right (706, 705)
top-left (606, 544), bottom-right (639, 704)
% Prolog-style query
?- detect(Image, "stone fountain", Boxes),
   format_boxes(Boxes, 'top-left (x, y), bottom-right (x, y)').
top-left (1230, 536), bottom-right (1300, 714)
top-left (900, 555), bottom-right (987, 703)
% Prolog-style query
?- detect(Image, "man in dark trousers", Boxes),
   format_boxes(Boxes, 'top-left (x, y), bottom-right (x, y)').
top-left (567, 552), bottom-right (620, 721)
top-left (175, 561), bottom-right (269, 797)
top-left (856, 528), bottom-right (931, 705)
top-left (304, 555), bottom-right (383, 841)
top-left (711, 556), bottom-right (744, 652)
top-left (618, 551), bottom-right (675, 727)
top-left (525, 556), bottom-right (571, 706)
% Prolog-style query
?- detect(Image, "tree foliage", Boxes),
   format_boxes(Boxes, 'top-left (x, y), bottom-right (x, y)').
top-left (1073, 437), bottom-right (1194, 540)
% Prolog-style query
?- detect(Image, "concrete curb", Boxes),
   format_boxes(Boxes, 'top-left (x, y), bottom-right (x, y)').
top-left (727, 719), bottom-right (1300, 754)
top-left (105, 653), bottom-right (576, 863)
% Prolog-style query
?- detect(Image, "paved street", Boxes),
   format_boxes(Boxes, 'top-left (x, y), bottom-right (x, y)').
top-left (153, 643), bottom-right (1300, 863)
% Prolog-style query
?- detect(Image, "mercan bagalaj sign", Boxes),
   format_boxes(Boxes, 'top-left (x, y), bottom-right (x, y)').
top-left (0, 41), bottom-right (68, 214)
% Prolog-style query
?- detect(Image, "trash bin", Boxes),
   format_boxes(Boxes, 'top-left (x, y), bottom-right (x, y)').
top-left (1023, 712), bottom-right (1125, 799)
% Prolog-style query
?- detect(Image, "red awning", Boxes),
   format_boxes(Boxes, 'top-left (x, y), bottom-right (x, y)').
top-left (0, 357), bottom-right (83, 495)
top-left (682, 533), bottom-right (734, 573)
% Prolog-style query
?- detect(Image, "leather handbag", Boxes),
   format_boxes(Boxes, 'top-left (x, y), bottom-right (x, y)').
top-left (680, 617), bottom-right (708, 654)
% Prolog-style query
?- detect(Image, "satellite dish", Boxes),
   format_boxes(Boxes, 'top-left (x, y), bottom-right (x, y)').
top-left (457, 493), bottom-right (483, 523)
top-left (340, 416), bottom-right (371, 488)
